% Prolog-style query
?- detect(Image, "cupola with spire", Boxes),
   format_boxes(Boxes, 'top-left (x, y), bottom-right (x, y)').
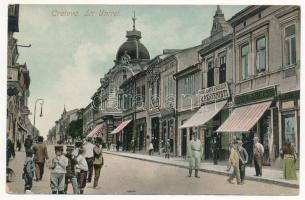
top-left (115, 12), bottom-right (150, 64)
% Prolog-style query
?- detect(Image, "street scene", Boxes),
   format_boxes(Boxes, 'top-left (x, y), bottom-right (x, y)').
top-left (6, 3), bottom-right (300, 196)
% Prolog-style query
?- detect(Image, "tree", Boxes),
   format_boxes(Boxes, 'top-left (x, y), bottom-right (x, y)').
top-left (47, 127), bottom-right (56, 142)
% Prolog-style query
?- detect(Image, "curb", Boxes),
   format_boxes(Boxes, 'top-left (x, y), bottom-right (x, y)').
top-left (104, 151), bottom-right (299, 189)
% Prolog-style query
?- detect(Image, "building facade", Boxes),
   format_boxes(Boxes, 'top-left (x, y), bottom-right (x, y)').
top-left (7, 4), bottom-right (32, 148)
top-left (217, 5), bottom-right (300, 166)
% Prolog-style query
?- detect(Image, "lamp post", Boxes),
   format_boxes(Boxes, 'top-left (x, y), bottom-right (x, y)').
top-left (33, 98), bottom-right (44, 140)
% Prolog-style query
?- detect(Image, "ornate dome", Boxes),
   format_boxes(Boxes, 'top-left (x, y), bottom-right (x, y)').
top-left (115, 13), bottom-right (150, 63)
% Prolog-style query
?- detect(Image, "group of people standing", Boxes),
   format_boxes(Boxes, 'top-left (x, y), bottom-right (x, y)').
top-left (21, 135), bottom-right (104, 194)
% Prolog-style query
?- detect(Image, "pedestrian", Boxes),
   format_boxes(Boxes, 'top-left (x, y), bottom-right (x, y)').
top-left (187, 133), bottom-right (203, 178)
top-left (212, 135), bottom-right (218, 165)
top-left (227, 140), bottom-right (241, 184)
top-left (165, 139), bottom-right (170, 159)
top-left (32, 136), bottom-right (49, 181)
top-left (237, 140), bottom-right (248, 184)
top-left (149, 141), bottom-right (154, 156)
top-left (6, 136), bottom-right (15, 167)
top-left (130, 139), bottom-right (135, 153)
top-left (49, 145), bottom-right (68, 194)
top-left (93, 139), bottom-right (104, 188)
top-left (282, 141), bottom-right (297, 180)
top-left (253, 136), bottom-right (264, 176)
top-left (116, 140), bottom-right (120, 151)
top-left (22, 149), bottom-right (35, 194)
top-left (75, 147), bottom-right (88, 194)
top-left (83, 138), bottom-right (94, 183)
top-left (24, 135), bottom-right (33, 153)
top-left (17, 139), bottom-right (22, 151)
top-left (64, 145), bottom-right (78, 194)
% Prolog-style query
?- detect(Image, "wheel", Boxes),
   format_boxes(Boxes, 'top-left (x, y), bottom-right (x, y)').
top-left (6, 168), bottom-right (15, 182)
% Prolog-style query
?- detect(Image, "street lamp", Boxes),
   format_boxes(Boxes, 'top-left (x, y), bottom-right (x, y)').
top-left (33, 98), bottom-right (44, 139)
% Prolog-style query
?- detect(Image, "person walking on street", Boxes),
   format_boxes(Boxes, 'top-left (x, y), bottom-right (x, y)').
top-left (49, 145), bottom-right (68, 194)
top-left (64, 145), bottom-right (78, 194)
top-left (237, 140), bottom-right (248, 184)
top-left (93, 139), bottom-right (104, 188)
top-left (22, 149), bottom-right (35, 194)
top-left (165, 139), bottom-right (171, 159)
top-left (282, 141), bottom-right (297, 180)
top-left (253, 136), bottom-right (264, 176)
top-left (83, 138), bottom-right (95, 183)
top-left (17, 139), bottom-right (22, 151)
top-left (130, 139), bottom-right (135, 153)
top-left (7, 137), bottom-right (15, 167)
top-left (227, 140), bottom-right (241, 184)
top-left (116, 140), bottom-right (120, 151)
top-left (188, 133), bottom-right (203, 178)
top-left (149, 141), bottom-right (154, 156)
top-left (75, 147), bottom-right (88, 194)
top-left (24, 135), bottom-right (33, 153)
top-left (32, 136), bottom-right (49, 181)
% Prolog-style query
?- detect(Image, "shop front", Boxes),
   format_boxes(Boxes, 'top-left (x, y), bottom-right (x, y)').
top-left (278, 90), bottom-right (300, 165)
top-left (160, 108), bottom-right (175, 154)
top-left (135, 117), bottom-right (146, 151)
top-left (180, 82), bottom-right (231, 161)
top-left (110, 118), bottom-right (132, 151)
top-left (217, 86), bottom-right (277, 165)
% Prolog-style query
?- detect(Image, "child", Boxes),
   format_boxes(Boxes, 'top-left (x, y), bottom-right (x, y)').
top-left (49, 145), bottom-right (68, 194)
top-left (22, 149), bottom-right (35, 194)
top-left (64, 145), bottom-right (78, 194)
top-left (75, 147), bottom-right (88, 194)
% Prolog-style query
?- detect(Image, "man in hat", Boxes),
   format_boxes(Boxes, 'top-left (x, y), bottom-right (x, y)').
top-left (64, 145), bottom-right (78, 194)
top-left (188, 132), bottom-right (203, 178)
top-left (238, 140), bottom-right (248, 184)
top-left (32, 136), bottom-right (49, 181)
top-left (49, 145), bottom-right (68, 194)
top-left (253, 136), bottom-right (264, 176)
top-left (227, 140), bottom-right (241, 184)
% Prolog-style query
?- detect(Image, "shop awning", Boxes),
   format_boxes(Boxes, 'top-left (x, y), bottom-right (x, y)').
top-left (216, 101), bottom-right (272, 133)
top-left (86, 124), bottom-right (103, 138)
top-left (111, 120), bottom-right (132, 134)
top-left (180, 100), bottom-right (227, 129)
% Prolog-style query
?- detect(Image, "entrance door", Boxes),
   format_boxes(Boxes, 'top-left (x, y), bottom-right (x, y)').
top-left (151, 117), bottom-right (159, 152)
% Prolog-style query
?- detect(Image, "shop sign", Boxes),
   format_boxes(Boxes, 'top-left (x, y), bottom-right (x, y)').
top-left (198, 82), bottom-right (230, 105)
top-left (235, 87), bottom-right (276, 105)
top-left (282, 100), bottom-right (295, 110)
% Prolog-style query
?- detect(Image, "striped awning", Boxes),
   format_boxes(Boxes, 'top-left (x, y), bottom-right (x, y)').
top-left (111, 120), bottom-right (132, 134)
top-left (180, 100), bottom-right (227, 129)
top-left (216, 101), bottom-right (272, 133)
top-left (86, 124), bottom-right (104, 138)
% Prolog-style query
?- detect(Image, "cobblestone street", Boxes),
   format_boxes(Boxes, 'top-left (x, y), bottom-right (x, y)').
top-left (6, 145), bottom-right (298, 195)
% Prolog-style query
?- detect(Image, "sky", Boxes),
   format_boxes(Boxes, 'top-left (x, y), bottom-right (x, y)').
top-left (14, 4), bottom-right (247, 138)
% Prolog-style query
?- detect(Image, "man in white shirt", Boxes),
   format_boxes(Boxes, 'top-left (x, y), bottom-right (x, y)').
top-left (253, 136), bottom-right (264, 176)
top-left (188, 132), bottom-right (203, 178)
top-left (83, 138), bottom-right (95, 183)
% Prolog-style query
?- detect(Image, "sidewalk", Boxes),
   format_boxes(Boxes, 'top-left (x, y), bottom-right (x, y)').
top-left (104, 149), bottom-right (299, 188)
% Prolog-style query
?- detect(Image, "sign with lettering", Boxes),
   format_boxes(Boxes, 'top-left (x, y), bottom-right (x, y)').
top-left (198, 82), bottom-right (230, 105)
top-left (235, 87), bottom-right (276, 105)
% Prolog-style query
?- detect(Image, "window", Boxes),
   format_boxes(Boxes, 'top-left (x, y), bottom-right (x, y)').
top-left (284, 24), bottom-right (296, 66)
top-left (219, 55), bottom-right (226, 83)
top-left (207, 59), bottom-right (214, 87)
top-left (142, 85), bottom-right (145, 104)
top-left (241, 44), bottom-right (249, 80)
top-left (256, 37), bottom-right (266, 73)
